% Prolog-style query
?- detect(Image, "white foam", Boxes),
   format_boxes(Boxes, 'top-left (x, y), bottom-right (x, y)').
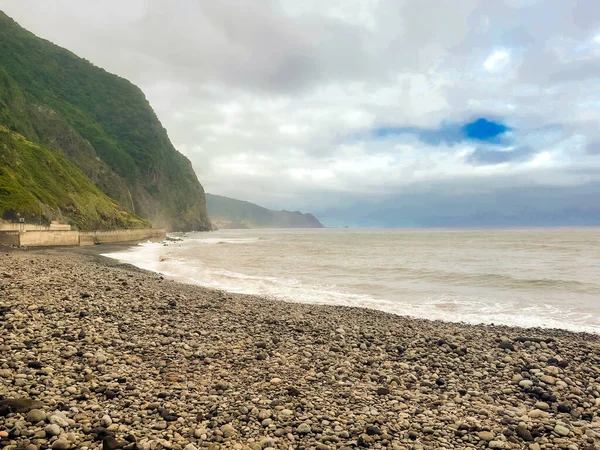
top-left (101, 241), bottom-right (165, 272)
top-left (102, 238), bottom-right (600, 335)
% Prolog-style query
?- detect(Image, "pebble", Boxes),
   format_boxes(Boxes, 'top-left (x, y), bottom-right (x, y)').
top-left (100, 415), bottom-right (112, 427)
top-left (1, 252), bottom-right (599, 449)
top-left (478, 431), bottom-right (494, 441)
top-left (259, 437), bottom-right (276, 448)
top-left (193, 429), bottom-right (205, 439)
top-left (221, 424), bottom-right (236, 438)
top-left (528, 409), bottom-right (549, 419)
top-left (102, 436), bottom-right (121, 450)
top-left (540, 375), bottom-right (556, 384)
top-left (153, 421), bottom-right (167, 430)
top-left (519, 380), bottom-right (534, 389)
top-left (48, 412), bottom-right (69, 427)
top-left (51, 440), bottom-right (71, 450)
top-left (297, 423), bottom-right (312, 434)
top-left (26, 409), bottom-right (46, 423)
top-left (45, 424), bottom-right (61, 436)
top-left (516, 424), bottom-right (533, 442)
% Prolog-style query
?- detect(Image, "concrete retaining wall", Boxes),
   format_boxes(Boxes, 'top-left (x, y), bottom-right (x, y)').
top-left (79, 234), bottom-right (96, 246)
top-left (80, 229), bottom-right (166, 244)
top-left (19, 231), bottom-right (80, 247)
top-left (0, 228), bottom-right (166, 248)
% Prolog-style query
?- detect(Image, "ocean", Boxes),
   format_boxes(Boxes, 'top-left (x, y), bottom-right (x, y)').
top-left (102, 228), bottom-right (600, 334)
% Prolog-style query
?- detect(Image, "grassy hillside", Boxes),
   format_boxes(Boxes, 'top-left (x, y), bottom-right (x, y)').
top-left (206, 193), bottom-right (325, 229)
top-left (0, 11), bottom-right (210, 231)
top-left (0, 126), bottom-right (149, 230)
top-left (0, 68), bottom-right (39, 140)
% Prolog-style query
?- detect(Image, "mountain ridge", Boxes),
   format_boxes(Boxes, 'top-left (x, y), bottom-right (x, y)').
top-left (0, 11), bottom-right (210, 231)
top-left (206, 193), bottom-right (325, 229)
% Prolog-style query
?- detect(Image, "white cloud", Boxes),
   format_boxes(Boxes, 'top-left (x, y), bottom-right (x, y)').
top-left (1, 0), bottom-right (600, 223)
top-left (524, 151), bottom-right (552, 168)
top-left (483, 50), bottom-right (511, 72)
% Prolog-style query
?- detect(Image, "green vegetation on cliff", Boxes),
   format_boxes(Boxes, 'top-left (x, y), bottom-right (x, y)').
top-left (0, 11), bottom-right (210, 231)
top-left (206, 193), bottom-right (325, 229)
top-left (0, 126), bottom-right (149, 230)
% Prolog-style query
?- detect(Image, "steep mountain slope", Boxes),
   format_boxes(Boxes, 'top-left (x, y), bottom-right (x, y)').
top-left (0, 126), bottom-right (149, 230)
top-left (0, 11), bottom-right (210, 231)
top-left (206, 194), bottom-right (325, 229)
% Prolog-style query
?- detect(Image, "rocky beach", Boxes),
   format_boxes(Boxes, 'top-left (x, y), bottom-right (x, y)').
top-left (1, 250), bottom-right (600, 450)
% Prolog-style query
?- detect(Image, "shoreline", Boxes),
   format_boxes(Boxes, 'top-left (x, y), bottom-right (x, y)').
top-left (88, 241), bottom-right (600, 338)
top-left (1, 250), bottom-right (599, 449)
top-left (72, 245), bottom-right (600, 339)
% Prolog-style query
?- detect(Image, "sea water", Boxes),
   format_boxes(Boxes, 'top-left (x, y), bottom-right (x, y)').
top-left (102, 228), bottom-right (600, 333)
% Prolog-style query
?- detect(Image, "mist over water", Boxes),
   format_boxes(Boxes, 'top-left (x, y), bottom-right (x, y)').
top-left (103, 228), bottom-right (600, 334)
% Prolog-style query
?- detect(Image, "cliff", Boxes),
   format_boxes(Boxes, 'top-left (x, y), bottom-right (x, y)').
top-left (0, 11), bottom-right (210, 231)
top-left (206, 194), bottom-right (325, 229)
top-left (0, 126), bottom-right (149, 230)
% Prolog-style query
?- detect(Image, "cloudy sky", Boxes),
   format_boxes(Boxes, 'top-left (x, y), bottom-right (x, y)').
top-left (2, 0), bottom-right (600, 226)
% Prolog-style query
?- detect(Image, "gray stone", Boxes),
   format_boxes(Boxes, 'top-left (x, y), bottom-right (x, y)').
top-left (45, 424), bottom-right (61, 437)
top-left (516, 424), bottom-right (533, 442)
top-left (259, 437), bottom-right (276, 448)
top-left (297, 423), bottom-right (311, 434)
top-left (102, 436), bottom-right (121, 450)
top-left (100, 415), bottom-right (112, 427)
top-left (535, 401), bottom-right (549, 410)
top-left (519, 380), bottom-right (534, 389)
top-left (26, 409), bottom-right (46, 423)
top-left (258, 409), bottom-right (271, 420)
top-left (528, 409), bottom-right (549, 419)
top-left (51, 440), bottom-right (71, 450)
top-left (153, 421), bottom-right (167, 430)
top-left (540, 375), bottom-right (556, 385)
top-left (478, 431), bottom-right (494, 441)
top-left (499, 340), bottom-right (515, 351)
top-left (221, 424), bottom-right (236, 438)
top-left (48, 412), bottom-right (69, 428)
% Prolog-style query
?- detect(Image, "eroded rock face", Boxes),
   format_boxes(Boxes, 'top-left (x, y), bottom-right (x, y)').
top-left (0, 250), bottom-right (600, 449)
top-left (0, 12), bottom-right (212, 232)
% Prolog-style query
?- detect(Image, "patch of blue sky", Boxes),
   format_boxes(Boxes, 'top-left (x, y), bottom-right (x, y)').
top-left (462, 118), bottom-right (510, 141)
top-left (370, 117), bottom-right (511, 146)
